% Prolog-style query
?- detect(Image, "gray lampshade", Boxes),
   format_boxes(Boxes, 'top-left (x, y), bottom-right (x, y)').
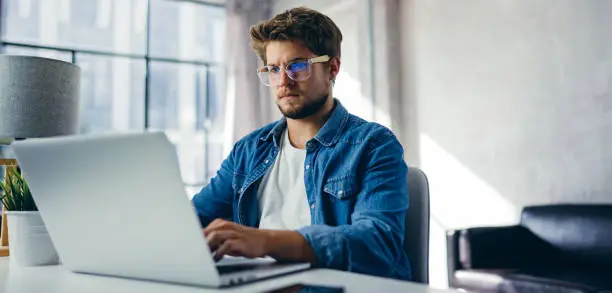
top-left (0, 55), bottom-right (80, 139)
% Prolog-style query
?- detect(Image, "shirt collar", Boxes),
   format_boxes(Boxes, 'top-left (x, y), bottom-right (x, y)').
top-left (260, 98), bottom-right (349, 148)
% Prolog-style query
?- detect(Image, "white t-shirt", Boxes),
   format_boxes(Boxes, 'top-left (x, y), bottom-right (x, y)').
top-left (257, 129), bottom-right (311, 230)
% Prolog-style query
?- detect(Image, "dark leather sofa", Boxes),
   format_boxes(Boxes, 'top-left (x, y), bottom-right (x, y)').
top-left (446, 204), bottom-right (612, 293)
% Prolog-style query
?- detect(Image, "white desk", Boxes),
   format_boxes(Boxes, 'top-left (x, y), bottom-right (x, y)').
top-left (0, 258), bottom-right (458, 293)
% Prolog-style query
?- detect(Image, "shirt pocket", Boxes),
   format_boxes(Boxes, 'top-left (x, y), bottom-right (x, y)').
top-left (323, 175), bottom-right (358, 200)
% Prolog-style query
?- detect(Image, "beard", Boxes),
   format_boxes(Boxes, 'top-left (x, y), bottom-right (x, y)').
top-left (277, 94), bottom-right (328, 119)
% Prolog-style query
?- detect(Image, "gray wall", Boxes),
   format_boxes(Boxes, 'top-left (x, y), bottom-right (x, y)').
top-left (401, 0), bottom-right (612, 286)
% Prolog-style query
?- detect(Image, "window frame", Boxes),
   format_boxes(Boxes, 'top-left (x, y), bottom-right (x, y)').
top-left (0, 0), bottom-right (225, 189)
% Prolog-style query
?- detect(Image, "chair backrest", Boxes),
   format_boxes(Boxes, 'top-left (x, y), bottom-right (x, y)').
top-left (404, 166), bottom-right (430, 284)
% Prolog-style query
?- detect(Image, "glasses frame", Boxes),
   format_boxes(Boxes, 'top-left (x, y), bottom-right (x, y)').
top-left (257, 55), bottom-right (330, 86)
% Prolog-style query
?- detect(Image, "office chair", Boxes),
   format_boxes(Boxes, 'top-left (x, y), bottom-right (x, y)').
top-left (404, 166), bottom-right (430, 284)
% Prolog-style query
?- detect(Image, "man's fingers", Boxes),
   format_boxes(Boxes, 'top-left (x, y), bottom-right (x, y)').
top-left (203, 219), bottom-right (239, 236)
top-left (206, 230), bottom-right (238, 252)
top-left (202, 220), bottom-right (257, 261)
top-left (214, 239), bottom-right (243, 261)
top-left (203, 219), bottom-right (227, 236)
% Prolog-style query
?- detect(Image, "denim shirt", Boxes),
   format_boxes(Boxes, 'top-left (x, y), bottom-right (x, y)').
top-left (191, 100), bottom-right (412, 281)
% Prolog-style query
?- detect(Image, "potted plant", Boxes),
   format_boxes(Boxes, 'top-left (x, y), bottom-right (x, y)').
top-left (0, 167), bottom-right (59, 266)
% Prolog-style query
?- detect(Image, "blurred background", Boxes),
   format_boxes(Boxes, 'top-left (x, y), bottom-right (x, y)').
top-left (0, 0), bottom-right (385, 195)
top-left (3, 0), bottom-right (612, 289)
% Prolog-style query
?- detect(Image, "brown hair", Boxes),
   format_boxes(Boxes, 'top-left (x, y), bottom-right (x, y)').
top-left (249, 6), bottom-right (342, 64)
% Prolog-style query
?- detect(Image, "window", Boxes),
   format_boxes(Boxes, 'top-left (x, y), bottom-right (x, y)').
top-left (0, 0), bottom-right (227, 194)
top-left (77, 54), bottom-right (146, 133)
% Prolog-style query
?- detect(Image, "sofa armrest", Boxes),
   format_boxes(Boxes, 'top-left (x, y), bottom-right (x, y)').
top-left (446, 230), bottom-right (461, 287)
top-left (447, 225), bottom-right (557, 271)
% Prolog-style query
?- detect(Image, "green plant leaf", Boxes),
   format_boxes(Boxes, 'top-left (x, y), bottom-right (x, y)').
top-left (15, 171), bottom-right (27, 209)
top-left (0, 168), bottom-right (37, 211)
top-left (2, 184), bottom-right (16, 211)
top-left (21, 174), bottom-right (36, 211)
top-left (11, 175), bottom-right (22, 210)
top-left (0, 179), bottom-right (12, 210)
top-left (9, 181), bottom-right (19, 210)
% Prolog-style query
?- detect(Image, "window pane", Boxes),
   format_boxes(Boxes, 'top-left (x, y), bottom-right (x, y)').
top-left (149, 61), bottom-right (225, 189)
top-left (149, 62), bottom-right (225, 131)
top-left (149, 0), bottom-right (226, 62)
top-left (196, 66), bottom-right (225, 132)
top-left (166, 130), bottom-right (207, 190)
top-left (77, 54), bottom-right (145, 133)
top-left (201, 66), bottom-right (226, 179)
top-left (0, 0), bottom-right (41, 44)
top-left (205, 135), bottom-right (224, 183)
top-left (1, 45), bottom-right (73, 63)
top-left (1, 0), bottom-right (146, 54)
top-left (148, 61), bottom-right (183, 130)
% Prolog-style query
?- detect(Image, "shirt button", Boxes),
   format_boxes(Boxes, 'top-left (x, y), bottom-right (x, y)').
top-left (311, 204), bottom-right (315, 209)
top-left (264, 159), bottom-right (269, 164)
top-left (305, 164), bottom-right (310, 170)
top-left (338, 190), bottom-right (344, 195)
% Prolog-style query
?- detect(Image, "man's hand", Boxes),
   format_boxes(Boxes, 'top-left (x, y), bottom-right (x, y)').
top-left (204, 219), bottom-right (270, 262)
top-left (203, 219), bottom-right (317, 264)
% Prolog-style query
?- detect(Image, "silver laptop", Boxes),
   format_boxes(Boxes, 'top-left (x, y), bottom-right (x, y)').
top-left (10, 131), bottom-right (310, 287)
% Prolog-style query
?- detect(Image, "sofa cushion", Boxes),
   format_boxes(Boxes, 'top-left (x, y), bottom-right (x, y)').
top-left (453, 268), bottom-right (612, 293)
top-left (520, 204), bottom-right (612, 268)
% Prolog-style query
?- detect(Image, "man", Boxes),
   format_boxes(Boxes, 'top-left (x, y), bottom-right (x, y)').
top-left (191, 6), bottom-right (411, 281)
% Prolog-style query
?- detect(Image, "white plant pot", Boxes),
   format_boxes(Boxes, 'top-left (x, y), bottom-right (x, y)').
top-left (5, 211), bottom-right (59, 266)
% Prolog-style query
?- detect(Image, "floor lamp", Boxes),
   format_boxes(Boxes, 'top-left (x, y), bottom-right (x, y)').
top-left (0, 55), bottom-right (80, 257)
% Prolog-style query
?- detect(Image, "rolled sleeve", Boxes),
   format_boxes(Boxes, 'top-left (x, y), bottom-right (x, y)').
top-left (297, 217), bottom-right (408, 279)
top-left (297, 224), bottom-right (349, 269)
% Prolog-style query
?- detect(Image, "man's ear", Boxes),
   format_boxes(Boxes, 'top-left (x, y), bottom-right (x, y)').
top-left (329, 56), bottom-right (341, 81)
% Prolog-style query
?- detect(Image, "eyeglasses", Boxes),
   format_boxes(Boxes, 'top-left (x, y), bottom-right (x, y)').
top-left (257, 55), bottom-right (330, 86)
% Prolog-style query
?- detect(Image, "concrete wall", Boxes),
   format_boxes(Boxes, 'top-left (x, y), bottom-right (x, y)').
top-left (401, 0), bottom-right (612, 287)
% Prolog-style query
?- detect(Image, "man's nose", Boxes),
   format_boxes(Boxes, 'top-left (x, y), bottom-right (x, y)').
top-left (277, 70), bottom-right (293, 87)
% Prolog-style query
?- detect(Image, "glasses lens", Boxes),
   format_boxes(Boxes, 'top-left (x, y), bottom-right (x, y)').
top-left (258, 67), bottom-right (272, 86)
top-left (287, 61), bottom-right (310, 81)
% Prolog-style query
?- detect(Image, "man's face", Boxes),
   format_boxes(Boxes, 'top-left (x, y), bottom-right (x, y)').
top-left (264, 40), bottom-right (339, 119)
